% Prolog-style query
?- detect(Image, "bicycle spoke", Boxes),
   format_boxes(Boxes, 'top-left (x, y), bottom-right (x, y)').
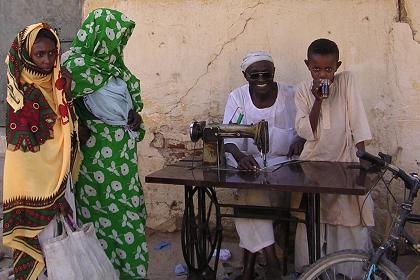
top-left (325, 270), bottom-right (332, 280)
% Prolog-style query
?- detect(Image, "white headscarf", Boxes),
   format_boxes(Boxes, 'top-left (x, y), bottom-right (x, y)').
top-left (240, 51), bottom-right (274, 72)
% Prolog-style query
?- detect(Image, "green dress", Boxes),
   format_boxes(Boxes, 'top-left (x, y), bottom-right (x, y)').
top-left (77, 119), bottom-right (148, 279)
top-left (63, 8), bottom-right (148, 279)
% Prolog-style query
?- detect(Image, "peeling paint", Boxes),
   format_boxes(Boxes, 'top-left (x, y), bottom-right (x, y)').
top-left (397, 0), bottom-right (419, 43)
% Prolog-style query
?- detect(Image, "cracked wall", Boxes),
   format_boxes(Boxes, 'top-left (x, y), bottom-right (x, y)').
top-left (83, 0), bottom-right (420, 237)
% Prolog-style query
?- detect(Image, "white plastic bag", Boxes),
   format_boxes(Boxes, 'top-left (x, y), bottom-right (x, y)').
top-left (42, 216), bottom-right (118, 280)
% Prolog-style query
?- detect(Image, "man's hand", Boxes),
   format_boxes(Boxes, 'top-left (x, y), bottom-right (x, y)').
top-left (287, 137), bottom-right (306, 158)
top-left (225, 143), bottom-right (260, 171)
top-left (128, 109), bottom-right (143, 131)
top-left (237, 154), bottom-right (260, 171)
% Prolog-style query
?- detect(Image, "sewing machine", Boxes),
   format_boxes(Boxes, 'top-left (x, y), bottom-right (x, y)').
top-left (189, 120), bottom-right (269, 168)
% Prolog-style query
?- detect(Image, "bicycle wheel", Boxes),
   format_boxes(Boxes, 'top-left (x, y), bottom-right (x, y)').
top-left (298, 249), bottom-right (407, 280)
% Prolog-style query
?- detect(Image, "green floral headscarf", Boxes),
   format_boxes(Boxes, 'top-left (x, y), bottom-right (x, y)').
top-left (63, 8), bottom-right (143, 113)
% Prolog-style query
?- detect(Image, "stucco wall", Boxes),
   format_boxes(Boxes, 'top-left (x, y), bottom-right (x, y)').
top-left (82, 0), bottom-right (420, 237)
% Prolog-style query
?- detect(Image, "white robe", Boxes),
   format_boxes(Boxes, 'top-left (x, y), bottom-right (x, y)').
top-left (223, 82), bottom-right (297, 253)
top-left (293, 71), bottom-right (374, 272)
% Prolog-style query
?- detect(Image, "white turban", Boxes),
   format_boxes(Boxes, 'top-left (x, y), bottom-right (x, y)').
top-left (240, 51), bottom-right (274, 72)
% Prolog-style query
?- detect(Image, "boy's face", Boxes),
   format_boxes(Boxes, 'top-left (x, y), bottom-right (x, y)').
top-left (304, 54), bottom-right (341, 83)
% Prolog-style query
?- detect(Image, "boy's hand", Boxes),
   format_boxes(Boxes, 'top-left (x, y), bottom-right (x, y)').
top-left (311, 79), bottom-right (323, 101)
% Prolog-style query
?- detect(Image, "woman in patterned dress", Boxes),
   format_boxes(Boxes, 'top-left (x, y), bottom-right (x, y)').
top-left (63, 8), bottom-right (148, 279)
top-left (3, 23), bottom-right (77, 280)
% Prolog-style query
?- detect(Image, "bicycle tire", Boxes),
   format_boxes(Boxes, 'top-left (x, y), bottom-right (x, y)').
top-left (298, 249), bottom-right (407, 280)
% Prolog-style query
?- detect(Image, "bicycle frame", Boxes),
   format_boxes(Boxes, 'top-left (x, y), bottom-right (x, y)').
top-left (363, 173), bottom-right (419, 279)
top-left (298, 151), bottom-right (420, 280)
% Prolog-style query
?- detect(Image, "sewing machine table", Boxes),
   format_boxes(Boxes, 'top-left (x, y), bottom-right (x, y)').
top-left (145, 159), bottom-right (373, 280)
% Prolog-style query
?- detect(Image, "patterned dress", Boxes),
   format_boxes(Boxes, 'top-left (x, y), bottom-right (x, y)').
top-left (3, 23), bottom-right (78, 280)
top-left (76, 120), bottom-right (148, 279)
top-left (63, 8), bottom-right (148, 279)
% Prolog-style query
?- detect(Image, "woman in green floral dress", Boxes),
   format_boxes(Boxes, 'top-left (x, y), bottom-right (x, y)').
top-left (63, 8), bottom-right (148, 279)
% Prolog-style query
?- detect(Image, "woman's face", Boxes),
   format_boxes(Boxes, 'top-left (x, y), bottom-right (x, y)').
top-left (30, 37), bottom-right (57, 73)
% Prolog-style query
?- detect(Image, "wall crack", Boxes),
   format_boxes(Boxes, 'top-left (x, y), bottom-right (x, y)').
top-left (166, 1), bottom-right (263, 114)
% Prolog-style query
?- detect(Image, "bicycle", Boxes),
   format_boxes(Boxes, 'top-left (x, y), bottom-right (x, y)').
top-left (298, 150), bottom-right (420, 280)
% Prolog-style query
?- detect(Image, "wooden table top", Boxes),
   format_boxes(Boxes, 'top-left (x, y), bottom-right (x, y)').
top-left (145, 159), bottom-right (376, 195)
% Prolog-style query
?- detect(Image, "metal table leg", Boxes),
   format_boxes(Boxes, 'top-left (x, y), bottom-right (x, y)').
top-left (181, 185), bottom-right (223, 280)
top-left (306, 193), bottom-right (321, 263)
top-left (306, 193), bottom-right (316, 264)
top-left (315, 193), bottom-right (321, 260)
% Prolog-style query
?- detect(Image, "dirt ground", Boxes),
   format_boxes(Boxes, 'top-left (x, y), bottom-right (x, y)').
top-left (147, 228), bottom-right (244, 280)
top-left (0, 226), bottom-right (418, 279)
top-left (146, 229), bottom-right (419, 280)
top-left (147, 226), bottom-right (304, 280)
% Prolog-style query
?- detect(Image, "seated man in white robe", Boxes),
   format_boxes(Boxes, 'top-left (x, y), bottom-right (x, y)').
top-left (223, 51), bottom-right (305, 280)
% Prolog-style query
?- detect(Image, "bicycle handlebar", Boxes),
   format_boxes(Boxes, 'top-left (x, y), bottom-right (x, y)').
top-left (356, 150), bottom-right (418, 188)
top-left (357, 150), bottom-right (386, 167)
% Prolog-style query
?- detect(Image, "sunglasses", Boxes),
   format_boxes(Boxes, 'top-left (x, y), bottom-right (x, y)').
top-left (246, 71), bottom-right (273, 80)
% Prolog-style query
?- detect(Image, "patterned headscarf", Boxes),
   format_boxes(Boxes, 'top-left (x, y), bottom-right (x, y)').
top-left (63, 8), bottom-right (143, 113)
top-left (5, 23), bottom-right (72, 152)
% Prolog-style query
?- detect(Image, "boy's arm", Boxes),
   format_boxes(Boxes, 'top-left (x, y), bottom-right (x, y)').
top-left (295, 83), bottom-right (317, 141)
top-left (346, 72), bottom-right (372, 145)
top-left (309, 79), bottom-right (324, 134)
top-left (309, 99), bottom-right (322, 134)
top-left (345, 72), bottom-right (372, 168)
